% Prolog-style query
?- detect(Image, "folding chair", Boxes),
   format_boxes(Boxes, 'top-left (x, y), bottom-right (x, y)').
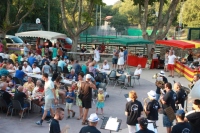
top-left (107, 70), bottom-right (117, 85)
top-left (113, 74), bottom-right (127, 89)
top-left (132, 75), bottom-right (140, 85)
top-left (11, 100), bottom-right (29, 121)
top-left (0, 97), bottom-right (11, 116)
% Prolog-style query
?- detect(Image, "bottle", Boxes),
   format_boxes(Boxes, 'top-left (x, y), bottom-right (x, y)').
top-left (73, 76), bottom-right (75, 81)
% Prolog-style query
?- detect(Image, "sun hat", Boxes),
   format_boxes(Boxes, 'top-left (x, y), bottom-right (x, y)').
top-left (139, 117), bottom-right (148, 127)
top-left (147, 90), bottom-right (156, 99)
top-left (88, 113), bottom-right (100, 122)
top-left (86, 74), bottom-right (92, 79)
top-left (159, 70), bottom-right (165, 76)
top-left (175, 109), bottom-right (185, 116)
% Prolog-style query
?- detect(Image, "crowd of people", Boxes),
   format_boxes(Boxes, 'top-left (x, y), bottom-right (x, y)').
top-left (0, 41), bottom-right (200, 133)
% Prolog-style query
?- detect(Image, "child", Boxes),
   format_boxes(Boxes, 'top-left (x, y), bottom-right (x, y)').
top-left (96, 88), bottom-right (105, 115)
top-left (66, 87), bottom-right (75, 119)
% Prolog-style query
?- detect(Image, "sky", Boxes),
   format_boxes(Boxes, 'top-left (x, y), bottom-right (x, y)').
top-left (103, 0), bottom-right (119, 5)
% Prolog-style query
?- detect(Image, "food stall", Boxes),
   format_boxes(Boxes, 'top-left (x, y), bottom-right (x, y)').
top-left (156, 40), bottom-right (200, 81)
top-left (110, 38), bottom-right (153, 68)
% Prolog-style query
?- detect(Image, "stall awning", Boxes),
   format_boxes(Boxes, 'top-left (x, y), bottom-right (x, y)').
top-left (110, 38), bottom-right (154, 46)
top-left (156, 40), bottom-right (200, 49)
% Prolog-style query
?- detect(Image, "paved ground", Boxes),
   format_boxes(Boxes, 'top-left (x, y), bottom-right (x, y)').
top-left (0, 63), bottom-right (192, 133)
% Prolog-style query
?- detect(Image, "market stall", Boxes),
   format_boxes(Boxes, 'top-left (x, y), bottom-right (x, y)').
top-left (156, 40), bottom-right (200, 81)
top-left (110, 38), bottom-right (153, 68)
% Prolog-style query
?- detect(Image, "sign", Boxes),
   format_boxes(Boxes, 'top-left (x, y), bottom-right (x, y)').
top-left (36, 18), bottom-right (40, 24)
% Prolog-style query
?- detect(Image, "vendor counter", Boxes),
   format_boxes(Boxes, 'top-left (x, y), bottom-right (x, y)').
top-left (174, 61), bottom-right (200, 81)
top-left (127, 55), bottom-right (147, 68)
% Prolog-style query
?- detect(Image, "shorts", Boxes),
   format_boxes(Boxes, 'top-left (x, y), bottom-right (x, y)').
top-left (66, 103), bottom-right (73, 110)
top-left (167, 64), bottom-right (174, 70)
top-left (82, 100), bottom-right (91, 109)
top-left (44, 99), bottom-right (53, 111)
top-left (163, 115), bottom-right (173, 127)
top-left (112, 58), bottom-right (118, 64)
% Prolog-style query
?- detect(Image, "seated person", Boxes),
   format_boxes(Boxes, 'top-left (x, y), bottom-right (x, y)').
top-left (34, 53), bottom-right (42, 62)
top-left (72, 60), bottom-right (82, 74)
top-left (0, 60), bottom-right (7, 67)
top-left (189, 74), bottom-right (200, 89)
top-left (0, 75), bottom-right (7, 82)
top-left (15, 66), bottom-right (27, 81)
top-left (13, 86), bottom-right (29, 115)
top-left (32, 80), bottom-right (44, 106)
top-left (80, 46), bottom-right (87, 61)
top-left (32, 63), bottom-right (41, 74)
top-left (23, 77), bottom-right (35, 92)
top-left (101, 60), bottom-right (110, 70)
top-left (66, 69), bottom-right (78, 81)
top-left (22, 62), bottom-right (32, 73)
top-left (128, 64), bottom-right (142, 83)
top-left (7, 82), bottom-right (15, 91)
top-left (0, 82), bottom-right (12, 105)
top-left (0, 64), bottom-right (9, 77)
top-left (88, 61), bottom-right (99, 77)
top-left (6, 62), bottom-right (15, 70)
top-left (81, 62), bottom-right (88, 75)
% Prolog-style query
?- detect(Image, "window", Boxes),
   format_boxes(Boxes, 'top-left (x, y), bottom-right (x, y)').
top-left (5, 38), bottom-right (13, 43)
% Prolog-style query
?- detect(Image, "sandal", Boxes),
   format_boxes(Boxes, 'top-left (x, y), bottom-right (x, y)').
top-left (77, 117), bottom-right (82, 120)
top-left (82, 121), bottom-right (88, 125)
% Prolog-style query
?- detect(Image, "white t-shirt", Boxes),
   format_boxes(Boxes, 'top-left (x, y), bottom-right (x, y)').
top-left (35, 55), bottom-right (42, 61)
top-left (32, 86), bottom-right (39, 96)
top-left (94, 49), bottom-right (100, 61)
top-left (44, 80), bottom-right (55, 100)
top-left (23, 65), bottom-right (33, 73)
top-left (33, 67), bottom-right (41, 73)
top-left (168, 55), bottom-right (176, 64)
top-left (134, 68), bottom-right (142, 76)
top-left (103, 64), bottom-right (110, 70)
top-left (0, 53), bottom-right (5, 58)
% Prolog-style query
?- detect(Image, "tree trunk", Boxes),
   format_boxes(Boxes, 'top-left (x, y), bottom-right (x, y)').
top-left (71, 36), bottom-right (79, 58)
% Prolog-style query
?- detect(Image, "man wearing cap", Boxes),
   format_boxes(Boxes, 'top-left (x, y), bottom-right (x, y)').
top-left (145, 90), bottom-right (161, 123)
top-left (79, 113), bottom-right (101, 133)
top-left (185, 99), bottom-right (200, 133)
top-left (80, 74), bottom-right (97, 125)
top-left (156, 70), bottom-right (168, 101)
top-left (171, 109), bottom-right (191, 133)
top-left (136, 117), bottom-right (154, 133)
top-left (160, 82), bottom-right (176, 133)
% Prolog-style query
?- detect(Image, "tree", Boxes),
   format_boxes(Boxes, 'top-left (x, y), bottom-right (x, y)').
top-left (182, 0), bottom-right (200, 27)
top-left (110, 14), bottom-right (129, 33)
top-left (60, 0), bottom-right (104, 52)
top-left (0, 0), bottom-right (35, 38)
top-left (125, 0), bottom-right (179, 55)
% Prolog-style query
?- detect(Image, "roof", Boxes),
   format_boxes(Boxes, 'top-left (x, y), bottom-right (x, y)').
top-left (156, 40), bottom-right (200, 49)
top-left (110, 38), bottom-right (154, 46)
top-left (15, 31), bottom-right (67, 40)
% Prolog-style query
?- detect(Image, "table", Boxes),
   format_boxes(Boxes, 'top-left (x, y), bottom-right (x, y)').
top-left (127, 55), bottom-right (147, 68)
top-left (174, 61), bottom-right (200, 81)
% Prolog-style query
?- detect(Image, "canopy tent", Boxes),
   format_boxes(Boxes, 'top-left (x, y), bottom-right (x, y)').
top-left (156, 40), bottom-right (200, 49)
top-left (15, 31), bottom-right (67, 40)
top-left (110, 38), bottom-right (154, 46)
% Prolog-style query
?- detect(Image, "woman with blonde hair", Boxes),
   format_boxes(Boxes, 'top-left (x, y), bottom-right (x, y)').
top-left (125, 90), bottom-right (145, 133)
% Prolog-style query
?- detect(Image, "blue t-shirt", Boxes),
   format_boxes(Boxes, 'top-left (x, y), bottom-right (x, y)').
top-left (81, 65), bottom-right (87, 74)
top-left (58, 60), bottom-right (66, 70)
top-left (15, 70), bottom-right (25, 80)
top-left (66, 73), bottom-right (78, 81)
top-left (28, 56), bottom-right (37, 66)
top-left (66, 92), bottom-right (75, 103)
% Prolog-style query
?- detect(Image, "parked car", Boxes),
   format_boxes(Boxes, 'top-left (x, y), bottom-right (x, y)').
top-left (56, 37), bottom-right (72, 50)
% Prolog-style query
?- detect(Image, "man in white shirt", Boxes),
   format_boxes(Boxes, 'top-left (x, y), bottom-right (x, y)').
top-left (128, 64), bottom-right (142, 84)
top-left (94, 47), bottom-right (100, 62)
top-left (22, 62), bottom-right (33, 73)
top-left (167, 51), bottom-right (177, 78)
top-left (102, 60), bottom-right (110, 70)
top-left (32, 63), bottom-right (41, 74)
top-left (36, 73), bottom-right (57, 125)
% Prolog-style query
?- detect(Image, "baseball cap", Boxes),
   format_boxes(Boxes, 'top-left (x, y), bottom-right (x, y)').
top-left (175, 109), bottom-right (185, 116)
top-left (139, 117), bottom-right (148, 127)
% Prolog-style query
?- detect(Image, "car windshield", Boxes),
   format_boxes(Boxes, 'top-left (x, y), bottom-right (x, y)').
top-left (12, 37), bottom-right (23, 43)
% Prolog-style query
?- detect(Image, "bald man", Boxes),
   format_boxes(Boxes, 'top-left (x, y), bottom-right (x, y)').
top-left (0, 82), bottom-right (11, 105)
top-left (174, 83), bottom-right (187, 109)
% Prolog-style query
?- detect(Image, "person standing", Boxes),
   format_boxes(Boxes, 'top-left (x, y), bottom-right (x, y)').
top-left (168, 51), bottom-right (177, 78)
top-left (164, 50), bottom-right (169, 72)
top-left (79, 113), bottom-right (101, 133)
top-left (123, 46), bottom-right (128, 69)
top-left (117, 48), bottom-right (124, 70)
top-left (36, 73), bottom-right (58, 125)
top-left (125, 90), bottom-right (144, 133)
top-left (65, 87), bottom-right (76, 119)
top-left (80, 46), bottom-right (87, 61)
top-left (185, 99), bottom-right (200, 133)
top-left (187, 49), bottom-right (194, 65)
top-left (49, 107), bottom-right (69, 133)
top-left (171, 109), bottom-right (191, 133)
top-left (174, 82), bottom-right (187, 109)
top-left (136, 117), bottom-right (154, 133)
top-left (160, 83), bottom-right (176, 133)
top-left (52, 45), bottom-right (58, 59)
top-left (112, 46), bottom-right (119, 69)
top-left (94, 47), bottom-right (100, 62)
top-left (80, 74), bottom-right (97, 125)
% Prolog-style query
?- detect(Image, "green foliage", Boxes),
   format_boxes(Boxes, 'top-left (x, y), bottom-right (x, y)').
top-left (110, 14), bottom-right (129, 32)
top-left (2, 39), bottom-right (7, 51)
top-left (182, 0), bottom-right (200, 27)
